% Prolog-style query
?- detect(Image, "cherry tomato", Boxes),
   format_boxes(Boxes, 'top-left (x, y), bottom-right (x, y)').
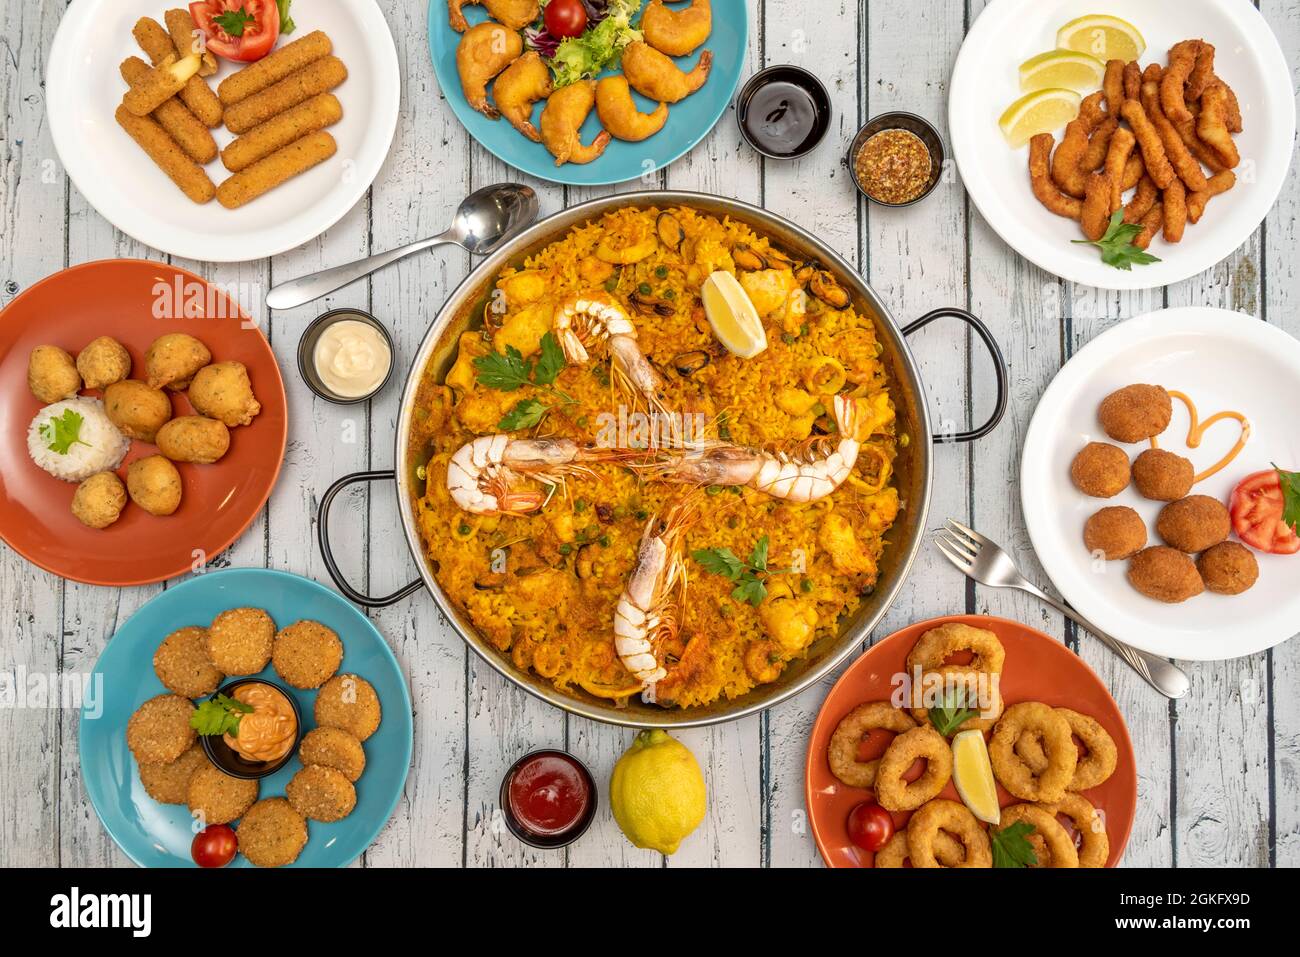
top-left (544, 0), bottom-right (588, 39)
top-left (846, 801), bottom-right (894, 852)
top-left (1230, 470), bottom-right (1300, 555)
top-left (189, 0), bottom-right (280, 63)
top-left (191, 824), bottom-right (238, 868)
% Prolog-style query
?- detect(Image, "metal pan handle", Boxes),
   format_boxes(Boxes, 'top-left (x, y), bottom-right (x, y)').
top-left (318, 470), bottom-right (424, 608)
top-left (902, 307), bottom-right (1008, 444)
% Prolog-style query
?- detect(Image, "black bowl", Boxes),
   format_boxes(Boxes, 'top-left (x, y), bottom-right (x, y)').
top-left (846, 111), bottom-right (946, 207)
top-left (297, 308), bottom-right (395, 405)
top-left (498, 749), bottom-right (598, 850)
top-left (735, 65), bottom-right (832, 160)
top-left (199, 678), bottom-right (302, 780)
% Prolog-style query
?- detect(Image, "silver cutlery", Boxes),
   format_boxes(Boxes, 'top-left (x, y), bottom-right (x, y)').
top-left (934, 518), bottom-right (1190, 699)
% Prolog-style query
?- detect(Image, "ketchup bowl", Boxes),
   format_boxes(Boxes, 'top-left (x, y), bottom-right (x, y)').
top-left (199, 677), bottom-right (303, 781)
top-left (499, 749), bottom-right (598, 850)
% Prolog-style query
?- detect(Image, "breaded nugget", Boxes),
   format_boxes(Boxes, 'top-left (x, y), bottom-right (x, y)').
top-left (133, 17), bottom-right (222, 126)
top-left (120, 57), bottom-right (218, 165)
top-left (1132, 448), bottom-right (1194, 501)
top-left (1197, 541), bottom-right (1259, 596)
top-left (188, 361), bottom-right (262, 427)
top-left (27, 344), bottom-right (81, 402)
top-left (222, 93), bottom-right (343, 172)
top-left (272, 620), bottom-right (343, 689)
top-left (127, 455), bottom-right (183, 517)
top-left (1157, 495), bottom-right (1231, 553)
top-left (1070, 442), bottom-right (1130, 498)
top-left (154, 625), bottom-right (224, 697)
top-left (122, 53), bottom-right (202, 117)
top-left (145, 333), bottom-right (211, 391)
top-left (1163, 177), bottom-right (1187, 243)
top-left (298, 727), bottom-right (366, 782)
top-left (127, 694), bottom-right (196, 765)
top-left (286, 764), bottom-right (357, 822)
top-left (1197, 82), bottom-right (1240, 168)
top-left (1028, 134), bottom-right (1082, 220)
top-left (207, 607), bottom-right (275, 675)
top-left (218, 30), bottom-right (333, 106)
top-left (315, 674), bottom-right (381, 741)
top-left (1103, 127), bottom-right (1135, 213)
top-left (138, 743), bottom-right (209, 805)
top-left (237, 798), bottom-right (308, 867)
top-left (1122, 174), bottom-right (1158, 225)
top-left (1083, 506), bottom-right (1147, 560)
top-left (1098, 383), bottom-right (1172, 442)
top-left (223, 56), bottom-right (348, 135)
top-left (104, 379), bottom-right (172, 442)
top-left (1187, 169), bottom-right (1236, 224)
top-left (156, 416), bottom-right (230, 465)
top-left (115, 106), bottom-right (216, 204)
top-left (1080, 172), bottom-right (1113, 242)
top-left (216, 131), bottom-right (337, 210)
top-left (1118, 100), bottom-right (1175, 189)
top-left (1128, 546), bottom-right (1204, 603)
top-left (76, 336), bottom-right (132, 391)
top-left (187, 764), bottom-right (259, 826)
top-left (72, 471), bottom-right (128, 530)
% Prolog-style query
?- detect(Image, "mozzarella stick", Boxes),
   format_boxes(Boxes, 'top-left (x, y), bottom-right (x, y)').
top-left (1140, 82), bottom-right (1209, 192)
top-left (1162, 178), bottom-right (1187, 242)
top-left (115, 104), bottom-right (215, 204)
top-left (1119, 100), bottom-right (1175, 189)
top-left (1123, 175), bottom-right (1159, 224)
top-left (1197, 82), bottom-right (1240, 168)
top-left (1029, 134), bottom-right (1082, 219)
top-left (218, 30), bottom-right (334, 106)
top-left (1103, 127), bottom-right (1135, 213)
top-left (164, 8), bottom-right (216, 77)
top-left (216, 131), bottom-right (337, 209)
top-left (1080, 116), bottom-right (1118, 172)
top-left (223, 56), bottom-right (348, 135)
top-left (1080, 171), bottom-right (1112, 241)
top-left (134, 17), bottom-right (223, 126)
top-left (1133, 202), bottom-right (1163, 250)
top-left (120, 56), bottom-right (217, 164)
top-left (222, 93), bottom-right (343, 172)
top-left (1103, 59), bottom-right (1125, 113)
top-left (122, 53), bottom-right (201, 116)
top-left (1187, 170), bottom-right (1236, 223)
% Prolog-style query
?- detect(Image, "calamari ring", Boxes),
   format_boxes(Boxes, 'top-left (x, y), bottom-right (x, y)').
top-left (999, 804), bottom-right (1079, 868)
top-left (873, 829), bottom-right (966, 868)
top-left (1012, 708), bottom-right (1117, 791)
top-left (875, 726), bottom-right (954, 812)
top-left (906, 665), bottom-right (1004, 733)
top-left (1038, 792), bottom-right (1109, 868)
top-left (827, 701), bottom-right (916, 788)
top-left (989, 702), bottom-right (1077, 803)
top-left (905, 799), bottom-right (992, 868)
top-left (905, 622), bottom-right (1006, 674)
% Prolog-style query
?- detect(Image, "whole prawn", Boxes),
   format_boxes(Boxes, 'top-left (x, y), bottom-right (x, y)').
top-left (447, 435), bottom-right (617, 515)
top-left (553, 292), bottom-right (667, 412)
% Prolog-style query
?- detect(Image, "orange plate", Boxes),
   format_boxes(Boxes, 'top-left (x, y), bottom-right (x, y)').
top-left (804, 614), bottom-right (1137, 868)
top-left (0, 260), bottom-right (286, 586)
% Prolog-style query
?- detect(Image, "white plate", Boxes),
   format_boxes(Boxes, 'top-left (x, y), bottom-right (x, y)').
top-left (46, 0), bottom-right (399, 263)
top-left (1021, 308), bottom-right (1300, 660)
top-left (949, 0), bottom-right (1295, 290)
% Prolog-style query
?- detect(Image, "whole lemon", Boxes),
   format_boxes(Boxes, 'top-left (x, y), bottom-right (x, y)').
top-left (610, 729), bottom-right (706, 855)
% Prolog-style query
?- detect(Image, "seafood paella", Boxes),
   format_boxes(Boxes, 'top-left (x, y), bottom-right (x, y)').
top-left (407, 205), bottom-right (904, 709)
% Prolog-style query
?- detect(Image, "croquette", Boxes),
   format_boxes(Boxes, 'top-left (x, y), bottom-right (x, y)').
top-left (126, 693), bottom-right (196, 765)
top-left (76, 336), bottom-right (132, 390)
top-left (206, 607), bottom-right (275, 675)
top-left (153, 625), bottom-right (224, 697)
top-left (1127, 546), bottom-right (1205, 603)
top-left (298, 727), bottom-right (365, 782)
top-left (155, 415), bottom-right (230, 464)
top-left (1070, 442), bottom-right (1131, 497)
top-left (1131, 448), bottom-right (1195, 501)
top-left (237, 798), bottom-right (308, 867)
top-left (272, 620), bottom-right (343, 689)
top-left (1197, 541), bottom-right (1259, 595)
top-left (286, 764), bottom-right (357, 822)
top-left (1098, 383), bottom-right (1172, 442)
top-left (138, 744), bottom-right (209, 804)
top-left (72, 471), bottom-right (128, 529)
top-left (314, 673), bottom-right (381, 741)
top-left (145, 333), bottom-right (211, 391)
top-left (1156, 494), bottom-right (1230, 553)
top-left (1083, 506), bottom-right (1148, 560)
top-left (127, 454), bottom-right (183, 516)
top-left (27, 345), bottom-right (82, 403)
top-left (104, 379), bottom-right (173, 443)
top-left (188, 361), bottom-right (262, 427)
top-left (187, 763), bottom-right (259, 825)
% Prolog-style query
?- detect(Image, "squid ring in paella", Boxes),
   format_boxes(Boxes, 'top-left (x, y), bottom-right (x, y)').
top-left (875, 726), bottom-right (953, 812)
top-left (826, 701), bottom-right (916, 789)
top-left (989, 702), bottom-right (1078, 803)
top-left (998, 803), bottom-right (1079, 868)
top-left (905, 799), bottom-right (992, 868)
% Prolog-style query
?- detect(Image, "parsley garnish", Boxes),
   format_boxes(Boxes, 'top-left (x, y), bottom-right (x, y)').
top-left (691, 535), bottom-right (794, 606)
top-left (1275, 464), bottom-right (1300, 535)
top-left (475, 333), bottom-right (574, 430)
top-left (213, 7), bottom-right (256, 37)
top-left (990, 820), bottom-right (1039, 868)
top-left (189, 693), bottom-right (254, 737)
top-left (1071, 210), bottom-right (1161, 270)
top-left (498, 398), bottom-right (549, 431)
top-left (928, 687), bottom-right (980, 736)
top-left (38, 409), bottom-right (90, 455)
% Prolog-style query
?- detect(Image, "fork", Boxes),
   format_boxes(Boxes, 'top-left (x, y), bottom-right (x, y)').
top-left (934, 519), bottom-right (1190, 699)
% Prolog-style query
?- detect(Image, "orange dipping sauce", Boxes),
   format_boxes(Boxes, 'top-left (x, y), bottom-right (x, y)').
top-left (223, 683), bottom-right (297, 764)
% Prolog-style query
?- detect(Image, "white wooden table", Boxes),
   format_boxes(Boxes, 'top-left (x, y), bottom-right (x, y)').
top-left (2, 0), bottom-right (1297, 868)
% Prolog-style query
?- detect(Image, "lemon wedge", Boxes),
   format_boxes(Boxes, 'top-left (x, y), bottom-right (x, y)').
top-left (702, 271), bottom-right (767, 359)
top-left (1019, 49), bottom-right (1105, 92)
top-left (1056, 14), bottom-right (1146, 63)
top-left (952, 729), bottom-right (1001, 825)
top-left (998, 87), bottom-right (1081, 148)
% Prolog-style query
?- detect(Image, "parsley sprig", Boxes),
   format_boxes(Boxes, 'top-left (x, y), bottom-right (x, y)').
top-left (1275, 464), bottom-right (1300, 535)
top-left (928, 687), bottom-right (979, 737)
top-left (189, 693), bottom-right (254, 737)
top-left (1071, 210), bottom-right (1161, 270)
top-left (213, 8), bottom-right (256, 37)
top-left (691, 535), bottom-right (795, 606)
top-left (38, 409), bottom-right (90, 455)
top-left (473, 333), bottom-right (575, 430)
top-left (991, 820), bottom-right (1039, 868)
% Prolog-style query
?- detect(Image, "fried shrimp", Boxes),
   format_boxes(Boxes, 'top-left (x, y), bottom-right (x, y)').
top-left (906, 622), bottom-right (1005, 674)
top-left (827, 702), bottom-right (916, 789)
top-left (492, 51), bottom-right (552, 142)
top-left (906, 799), bottom-right (992, 868)
top-left (875, 726), bottom-right (954, 812)
top-left (448, 0), bottom-right (539, 32)
top-left (622, 41), bottom-right (712, 103)
top-left (540, 80), bottom-right (612, 165)
top-left (456, 21), bottom-right (523, 119)
top-left (1039, 793), bottom-right (1109, 867)
top-left (641, 0), bottom-right (712, 57)
top-left (1118, 100), bottom-right (1175, 189)
top-left (874, 829), bottom-right (967, 868)
top-left (989, 702), bottom-right (1077, 803)
top-left (1013, 707), bottom-right (1118, 791)
top-left (1028, 134), bottom-right (1082, 220)
top-left (1197, 82), bottom-right (1240, 168)
top-left (999, 803), bottom-right (1079, 868)
top-left (596, 75), bottom-right (669, 141)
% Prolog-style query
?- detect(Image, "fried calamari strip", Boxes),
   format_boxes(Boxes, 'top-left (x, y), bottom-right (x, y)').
top-left (1080, 116), bottom-right (1119, 172)
top-left (1119, 99), bottom-right (1175, 188)
top-left (1123, 174), bottom-right (1158, 224)
top-left (1186, 41), bottom-right (1216, 101)
top-left (1187, 169), bottom-right (1236, 223)
top-left (1197, 82), bottom-right (1240, 168)
top-left (1103, 59), bottom-right (1125, 112)
top-left (1133, 202), bottom-right (1163, 249)
top-left (1029, 133), bottom-right (1083, 219)
top-left (1163, 179), bottom-right (1186, 243)
top-left (1103, 126), bottom-right (1136, 212)
top-left (1121, 153), bottom-right (1144, 190)
top-left (1080, 172), bottom-right (1113, 242)
top-left (1051, 92), bottom-right (1105, 197)
top-left (1160, 39), bottom-right (1199, 124)
top-left (1122, 61), bottom-right (1141, 101)
top-left (1140, 81), bottom-right (1209, 191)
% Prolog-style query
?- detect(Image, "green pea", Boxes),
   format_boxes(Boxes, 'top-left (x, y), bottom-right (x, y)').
top-left (599, 535), bottom-right (611, 548)
top-left (655, 266), bottom-right (669, 278)
top-left (662, 288), bottom-right (675, 299)
top-left (635, 509), bottom-right (648, 521)
top-left (574, 499), bottom-right (588, 512)
top-left (612, 506), bottom-right (627, 520)
top-left (559, 543), bottom-right (573, 555)
top-left (800, 578), bottom-right (814, 593)
top-left (638, 282), bottom-right (652, 295)
top-left (706, 485), bottom-right (723, 496)
top-left (576, 416), bottom-right (588, 428)
top-left (604, 276), bottom-right (618, 293)
top-left (458, 524), bottom-right (471, 536)
top-left (781, 333), bottom-right (795, 345)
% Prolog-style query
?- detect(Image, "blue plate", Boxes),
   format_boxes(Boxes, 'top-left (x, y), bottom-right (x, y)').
top-left (80, 568), bottom-right (413, 868)
top-left (427, 0), bottom-right (748, 185)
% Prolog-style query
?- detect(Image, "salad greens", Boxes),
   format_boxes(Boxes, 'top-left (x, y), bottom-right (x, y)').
top-left (529, 0), bottom-right (643, 86)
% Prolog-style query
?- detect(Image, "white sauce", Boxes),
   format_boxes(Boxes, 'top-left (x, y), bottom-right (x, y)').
top-left (313, 319), bottom-right (391, 399)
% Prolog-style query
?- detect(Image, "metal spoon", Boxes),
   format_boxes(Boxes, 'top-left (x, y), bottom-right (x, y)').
top-left (265, 183), bottom-right (540, 311)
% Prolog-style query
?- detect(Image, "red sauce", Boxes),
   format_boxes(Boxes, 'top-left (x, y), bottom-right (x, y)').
top-left (506, 752), bottom-right (592, 837)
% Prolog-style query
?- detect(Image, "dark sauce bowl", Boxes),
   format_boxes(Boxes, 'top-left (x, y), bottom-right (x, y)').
top-left (736, 65), bottom-right (832, 160)
top-left (847, 111), bottom-right (945, 207)
top-left (199, 678), bottom-right (301, 781)
top-left (499, 749), bottom-right (598, 850)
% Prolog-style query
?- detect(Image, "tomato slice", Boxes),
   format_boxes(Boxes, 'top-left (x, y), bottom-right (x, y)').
top-left (846, 801), bottom-right (894, 852)
top-left (1229, 470), bottom-right (1300, 555)
top-left (190, 0), bottom-right (280, 63)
